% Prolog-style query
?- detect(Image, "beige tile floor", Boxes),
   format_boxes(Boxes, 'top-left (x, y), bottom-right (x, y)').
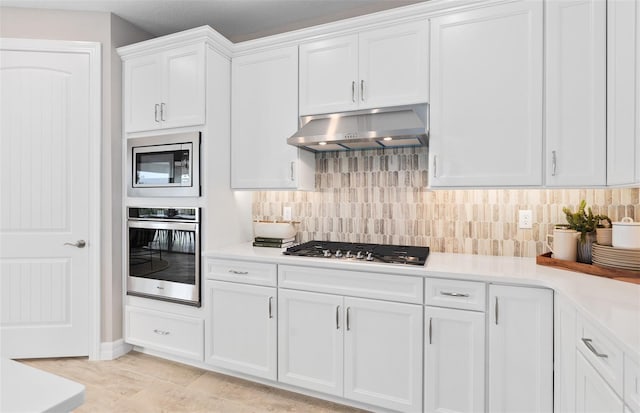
top-left (20, 351), bottom-right (368, 413)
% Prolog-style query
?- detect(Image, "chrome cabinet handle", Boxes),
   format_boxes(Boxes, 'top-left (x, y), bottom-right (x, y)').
top-left (581, 338), bottom-right (608, 358)
top-left (433, 155), bottom-right (438, 178)
top-left (352, 81), bottom-right (356, 103)
top-left (336, 305), bottom-right (340, 330)
top-left (268, 296), bottom-right (273, 319)
top-left (154, 104), bottom-right (160, 122)
top-left (153, 329), bottom-right (170, 336)
top-left (290, 161), bottom-right (295, 181)
top-left (64, 240), bottom-right (86, 248)
top-left (360, 80), bottom-right (365, 102)
top-left (440, 291), bottom-right (470, 298)
top-left (552, 150), bottom-right (557, 176)
top-left (495, 297), bottom-right (499, 325)
top-left (160, 103), bottom-right (166, 121)
top-left (228, 269), bottom-right (248, 275)
top-left (428, 317), bottom-right (433, 344)
top-left (346, 307), bottom-right (351, 331)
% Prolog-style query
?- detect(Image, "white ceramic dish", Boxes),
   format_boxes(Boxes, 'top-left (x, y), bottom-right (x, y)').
top-left (253, 221), bottom-right (297, 239)
top-left (612, 217), bottom-right (640, 249)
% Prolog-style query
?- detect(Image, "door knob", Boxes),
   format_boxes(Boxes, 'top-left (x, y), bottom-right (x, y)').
top-left (64, 240), bottom-right (86, 248)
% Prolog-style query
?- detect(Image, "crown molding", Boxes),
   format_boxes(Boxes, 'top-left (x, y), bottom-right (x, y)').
top-left (116, 0), bottom-right (511, 59)
top-left (117, 25), bottom-right (234, 59)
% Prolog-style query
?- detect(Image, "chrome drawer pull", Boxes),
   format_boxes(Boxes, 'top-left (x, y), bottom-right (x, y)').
top-left (153, 329), bottom-right (170, 336)
top-left (581, 338), bottom-right (608, 358)
top-left (428, 317), bottom-right (433, 344)
top-left (336, 306), bottom-right (340, 330)
top-left (268, 296), bottom-right (273, 319)
top-left (440, 291), bottom-right (470, 298)
top-left (228, 270), bottom-right (249, 275)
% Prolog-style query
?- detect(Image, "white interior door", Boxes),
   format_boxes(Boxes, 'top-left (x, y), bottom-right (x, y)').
top-left (0, 41), bottom-right (98, 358)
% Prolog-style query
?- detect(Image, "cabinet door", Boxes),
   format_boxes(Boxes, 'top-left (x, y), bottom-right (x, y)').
top-left (205, 281), bottom-right (277, 380)
top-left (278, 289), bottom-right (343, 396)
top-left (555, 294), bottom-right (577, 413)
top-left (429, 1), bottom-right (543, 187)
top-left (425, 306), bottom-right (485, 413)
top-left (343, 297), bottom-right (422, 412)
top-left (488, 285), bottom-right (553, 413)
top-left (161, 44), bottom-right (205, 129)
top-left (358, 20), bottom-right (429, 109)
top-left (231, 46), bottom-right (303, 189)
top-left (546, 0), bottom-right (606, 187)
top-left (607, 0), bottom-right (638, 186)
top-left (299, 35), bottom-right (358, 115)
top-left (124, 54), bottom-right (162, 133)
top-left (576, 352), bottom-right (624, 413)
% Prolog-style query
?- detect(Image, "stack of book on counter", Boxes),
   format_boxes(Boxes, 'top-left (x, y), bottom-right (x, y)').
top-left (253, 237), bottom-right (295, 248)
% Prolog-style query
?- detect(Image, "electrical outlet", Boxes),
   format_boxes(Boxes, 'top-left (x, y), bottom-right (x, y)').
top-left (283, 206), bottom-right (292, 221)
top-left (519, 210), bottom-right (533, 229)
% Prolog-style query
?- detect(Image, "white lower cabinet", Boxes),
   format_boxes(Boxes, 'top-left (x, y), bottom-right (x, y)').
top-left (424, 306), bottom-right (485, 413)
top-left (125, 306), bottom-right (204, 361)
top-left (555, 294), bottom-right (578, 413)
top-left (278, 288), bottom-right (423, 412)
top-left (488, 285), bottom-right (553, 413)
top-left (577, 352), bottom-right (625, 413)
top-left (278, 289), bottom-right (344, 396)
top-left (205, 280), bottom-right (277, 380)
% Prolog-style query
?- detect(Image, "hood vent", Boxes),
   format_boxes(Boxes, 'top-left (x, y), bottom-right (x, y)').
top-left (287, 104), bottom-right (428, 152)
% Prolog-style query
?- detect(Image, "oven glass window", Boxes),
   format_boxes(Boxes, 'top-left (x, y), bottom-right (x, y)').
top-left (135, 149), bottom-right (190, 185)
top-left (128, 227), bottom-right (196, 284)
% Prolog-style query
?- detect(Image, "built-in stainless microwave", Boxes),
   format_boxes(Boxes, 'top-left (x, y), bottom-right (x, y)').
top-left (127, 132), bottom-right (201, 197)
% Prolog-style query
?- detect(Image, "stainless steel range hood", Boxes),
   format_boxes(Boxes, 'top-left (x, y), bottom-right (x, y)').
top-left (287, 104), bottom-right (428, 152)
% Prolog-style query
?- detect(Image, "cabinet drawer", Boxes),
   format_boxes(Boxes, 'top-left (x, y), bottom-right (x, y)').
top-left (625, 355), bottom-right (640, 413)
top-left (125, 306), bottom-right (203, 361)
top-left (278, 265), bottom-right (423, 304)
top-left (206, 259), bottom-right (277, 287)
top-left (425, 278), bottom-right (486, 311)
top-left (576, 314), bottom-right (624, 397)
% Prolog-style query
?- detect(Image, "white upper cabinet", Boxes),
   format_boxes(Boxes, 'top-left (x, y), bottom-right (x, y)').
top-left (124, 44), bottom-right (205, 133)
top-left (607, 0), bottom-right (638, 186)
top-left (429, 1), bottom-right (543, 187)
top-left (299, 20), bottom-right (428, 115)
top-left (546, 0), bottom-right (606, 187)
top-left (231, 46), bottom-right (315, 190)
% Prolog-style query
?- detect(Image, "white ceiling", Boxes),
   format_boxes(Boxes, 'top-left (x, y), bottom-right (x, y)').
top-left (0, 0), bottom-right (428, 42)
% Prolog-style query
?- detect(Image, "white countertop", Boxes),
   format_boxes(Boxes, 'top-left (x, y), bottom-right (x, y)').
top-left (1, 358), bottom-right (85, 413)
top-left (205, 243), bottom-right (640, 359)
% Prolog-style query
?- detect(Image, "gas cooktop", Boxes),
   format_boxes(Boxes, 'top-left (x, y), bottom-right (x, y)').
top-left (283, 241), bottom-right (429, 266)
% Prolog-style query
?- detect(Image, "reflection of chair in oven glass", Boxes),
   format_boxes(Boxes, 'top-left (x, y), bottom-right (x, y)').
top-left (130, 228), bottom-right (166, 276)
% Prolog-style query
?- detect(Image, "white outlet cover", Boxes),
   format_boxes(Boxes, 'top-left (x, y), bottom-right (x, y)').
top-left (283, 206), bottom-right (292, 221)
top-left (519, 210), bottom-right (533, 229)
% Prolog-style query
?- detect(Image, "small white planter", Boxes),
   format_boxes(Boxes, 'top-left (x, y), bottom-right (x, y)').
top-left (253, 221), bottom-right (297, 239)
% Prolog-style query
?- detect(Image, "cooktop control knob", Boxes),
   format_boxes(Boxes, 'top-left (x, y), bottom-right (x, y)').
top-left (366, 252), bottom-right (374, 261)
top-left (323, 249), bottom-right (332, 258)
top-left (335, 249), bottom-right (343, 258)
top-left (345, 250), bottom-right (353, 258)
top-left (356, 251), bottom-right (364, 259)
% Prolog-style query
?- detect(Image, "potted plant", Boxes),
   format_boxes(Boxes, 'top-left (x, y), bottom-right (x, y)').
top-left (562, 200), bottom-right (610, 264)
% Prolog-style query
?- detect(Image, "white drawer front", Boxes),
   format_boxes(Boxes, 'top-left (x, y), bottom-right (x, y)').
top-left (206, 259), bottom-right (277, 286)
top-left (625, 355), bottom-right (640, 413)
top-left (125, 306), bottom-right (204, 361)
top-left (278, 265), bottom-right (423, 304)
top-left (425, 278), bottom-right (486, 311)
top-left (576, 314), bottom-right (624, 397)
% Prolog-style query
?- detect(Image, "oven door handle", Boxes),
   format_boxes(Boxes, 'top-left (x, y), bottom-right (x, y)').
top-left (127, 221), bottom-right (197, 231)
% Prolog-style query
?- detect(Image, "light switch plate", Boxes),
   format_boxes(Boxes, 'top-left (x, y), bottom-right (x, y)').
top-left (519, 210), bottom-right (533, 229)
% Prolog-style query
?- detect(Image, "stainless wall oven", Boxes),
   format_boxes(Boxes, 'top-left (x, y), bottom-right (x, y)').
top-left (127, 207), bottom-right (201, 306)
top-left (127, 132), bottom-right (201, 197)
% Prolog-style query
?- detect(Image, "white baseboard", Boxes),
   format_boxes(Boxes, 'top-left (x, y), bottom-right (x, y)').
top-left (99, 339), bottom-right (133, 360)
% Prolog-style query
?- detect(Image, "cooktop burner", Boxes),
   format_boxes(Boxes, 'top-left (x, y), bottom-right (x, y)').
top-left (283, 241), bottom-right (429, 266)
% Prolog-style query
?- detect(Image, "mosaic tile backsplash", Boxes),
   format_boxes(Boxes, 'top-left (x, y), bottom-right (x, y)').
top-left (252, 147), bottom-right (640, 258)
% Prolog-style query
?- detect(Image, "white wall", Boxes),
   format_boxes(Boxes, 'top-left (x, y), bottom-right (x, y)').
top-left (0, 7), bottom-right (153, 344)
